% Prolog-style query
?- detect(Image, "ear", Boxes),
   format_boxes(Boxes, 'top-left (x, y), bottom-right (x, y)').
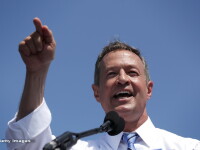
top-left (92, 84), bottom-right (100, 102)
top-left (146, 81), bottom-right (153, 100)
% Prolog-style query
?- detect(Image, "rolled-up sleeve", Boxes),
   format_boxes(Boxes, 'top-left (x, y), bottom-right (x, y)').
top-left (6, 99), bottom-right (54, 150)
top-left (194, 142), bottom-right (200, 150)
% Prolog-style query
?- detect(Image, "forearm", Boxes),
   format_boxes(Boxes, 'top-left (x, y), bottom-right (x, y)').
top-left (16, 18), bottom-right (55, 121)
top-left (16, 66), bottom-right (49, 121)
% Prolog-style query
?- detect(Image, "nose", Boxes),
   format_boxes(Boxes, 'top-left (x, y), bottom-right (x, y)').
top-left (117, 70), bottom-right (130, 85)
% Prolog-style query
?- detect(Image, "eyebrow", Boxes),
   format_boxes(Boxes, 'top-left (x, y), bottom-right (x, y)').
top-left (104, 64), bottom-right (140, 72)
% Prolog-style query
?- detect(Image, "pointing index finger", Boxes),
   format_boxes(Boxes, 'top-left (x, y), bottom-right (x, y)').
top-left (33, 17), bottom-right (43, 35)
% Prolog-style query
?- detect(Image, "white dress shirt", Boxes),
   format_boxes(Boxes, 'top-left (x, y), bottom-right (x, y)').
top-left (6, 100), bottom-right (200, 150)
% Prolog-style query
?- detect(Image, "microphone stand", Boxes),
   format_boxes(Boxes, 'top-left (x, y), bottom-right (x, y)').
top-left (43, 122), bottom-right (110, 150)
top-left (43, 111), bottom-right (124, 150)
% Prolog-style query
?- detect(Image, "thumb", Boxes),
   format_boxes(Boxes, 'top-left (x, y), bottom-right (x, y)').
top-left (42, 25), bottom-right (54, 44)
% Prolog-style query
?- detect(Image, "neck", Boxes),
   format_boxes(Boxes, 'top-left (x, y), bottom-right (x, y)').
top-left (123, 110), bottom-right (148, 132)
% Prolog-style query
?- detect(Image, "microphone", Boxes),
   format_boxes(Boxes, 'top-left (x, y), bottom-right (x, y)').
top-left (43, 111), bottom-right (125, 150)
top-left (100, 111), bottom-right (125, 135)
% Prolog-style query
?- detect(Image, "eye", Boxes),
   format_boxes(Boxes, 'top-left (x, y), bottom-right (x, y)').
top-left (107, 71), bottom-right (117, 78)
top-left (128, 70), bottom-right (139, 77)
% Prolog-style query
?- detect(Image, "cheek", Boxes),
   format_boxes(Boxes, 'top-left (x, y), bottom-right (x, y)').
top-left (98, 82), bottom-right (109, 100)
top-left (132, 78), bottom-right (148, 91)
top-left (98, 82), bottom-right (114, 112)
top-left (100, 77), bottom-right (115, 91)
top-left (132, 82), bottom-right (149, 102)
top-left (98, 94), bottom-right (111, 113)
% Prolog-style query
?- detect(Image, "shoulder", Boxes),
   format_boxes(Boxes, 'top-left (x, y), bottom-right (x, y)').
top-left (155, 127), bottom-right (200, 149)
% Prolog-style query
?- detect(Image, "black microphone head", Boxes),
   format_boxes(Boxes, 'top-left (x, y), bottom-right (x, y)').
top-left (104, 111), bottom-right (125, 136)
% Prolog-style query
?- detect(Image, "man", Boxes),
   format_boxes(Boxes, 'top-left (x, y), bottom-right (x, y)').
top-left (6, 18), bottom-right (200, 150)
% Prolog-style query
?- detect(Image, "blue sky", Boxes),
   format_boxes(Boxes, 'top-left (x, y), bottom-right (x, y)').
top-left (1, 1), bottom-right (200, 149)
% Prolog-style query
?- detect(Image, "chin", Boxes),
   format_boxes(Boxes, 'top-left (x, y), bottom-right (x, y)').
top-left (116, 107), bottom-right (138, 120)
top-left (115, 108), bottom-right (132, 118)
top-left (115, 104), bottom-right (133, 113)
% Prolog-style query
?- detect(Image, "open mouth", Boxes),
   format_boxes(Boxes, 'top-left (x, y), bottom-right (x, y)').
top-left (113, 91), bottom-right (133, 99)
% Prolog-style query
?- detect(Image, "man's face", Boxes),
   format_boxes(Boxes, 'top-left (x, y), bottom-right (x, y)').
top-left (92, 50), bottom-right (153, 124)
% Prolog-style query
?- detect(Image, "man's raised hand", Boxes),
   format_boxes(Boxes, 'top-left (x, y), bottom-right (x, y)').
top-left (19, 17), bottom-right (56, 73)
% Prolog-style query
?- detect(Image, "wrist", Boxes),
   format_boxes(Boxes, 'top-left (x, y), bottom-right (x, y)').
top-left (26, 63), bottom-right (50, 75)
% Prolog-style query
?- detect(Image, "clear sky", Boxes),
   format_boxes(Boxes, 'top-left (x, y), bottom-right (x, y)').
top-left (1, 1), bottom-right (200, 149)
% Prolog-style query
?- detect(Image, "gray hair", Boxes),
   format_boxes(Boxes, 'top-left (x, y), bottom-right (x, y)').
top-left (94, 41), bottom-right (150, 85)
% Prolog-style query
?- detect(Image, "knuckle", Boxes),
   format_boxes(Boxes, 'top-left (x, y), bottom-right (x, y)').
top-left (31, 31), bottom-right (40, 39)
top-left (19, 41), bottom-right (25, 46)
top-left (18, 41), bottom-right (25, 50)
top-left (49, 29), bottom-right (53, 35)
top-left (24, 36), bottom-right (31, 42)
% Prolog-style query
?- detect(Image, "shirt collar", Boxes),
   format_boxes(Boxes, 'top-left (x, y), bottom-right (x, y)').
top-left (104, 132), bottom-right (123, 150)
top-left (105, 117), bottom-right (162, 150)
top-left (135, 117), bottom-right (162, 149)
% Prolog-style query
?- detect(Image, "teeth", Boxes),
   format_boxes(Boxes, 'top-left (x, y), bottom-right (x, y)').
top-left (114, 91), bottom-right (132, 98)
top-left (117, 91), bottom-right (131, 95)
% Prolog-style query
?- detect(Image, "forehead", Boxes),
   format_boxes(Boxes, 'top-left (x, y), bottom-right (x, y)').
top-left (101, 50), bottom-right (144, 70)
